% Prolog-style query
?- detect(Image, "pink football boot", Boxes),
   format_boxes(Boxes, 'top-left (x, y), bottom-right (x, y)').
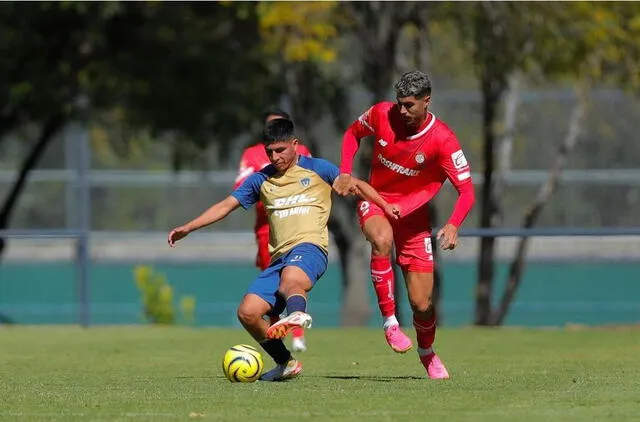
top-left (384, 325), bottom-right (413, 353)
top-left (419, 351), bottom-right (450, 379)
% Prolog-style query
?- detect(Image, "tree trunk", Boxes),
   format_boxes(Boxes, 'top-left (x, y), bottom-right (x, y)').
top-left (0, 114), bottom-right (66, 260)
top-left (392, 250), bottom-right (404, 325)
top-left (493, 72), bottom-right (521, 224)
top-left (491, 85), bottom-right (589, 325)
top-left (340, 234), bottom-right (372, 326)
top-left (475, 74), bottom-right (502, 326)
top-left (327, 199), bottom-right (371, 325)
top-left (428, 204), bottom-right (443, 324)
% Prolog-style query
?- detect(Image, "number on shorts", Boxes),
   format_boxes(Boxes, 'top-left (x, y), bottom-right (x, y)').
top-left (424, 237), bottom-right (433, 254)
top-left (359, 201), bottom-right (370, 216)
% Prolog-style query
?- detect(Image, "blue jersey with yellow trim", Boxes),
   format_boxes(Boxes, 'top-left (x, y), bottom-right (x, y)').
top-left (232, 155), bottom-right (339, 260)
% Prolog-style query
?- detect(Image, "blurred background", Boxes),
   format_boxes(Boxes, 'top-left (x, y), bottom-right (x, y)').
top-left (0, 1), bottom-right (639, 328)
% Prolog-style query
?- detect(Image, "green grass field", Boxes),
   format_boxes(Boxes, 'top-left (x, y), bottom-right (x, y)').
top-left (0, 326), bottom-right (639, 422)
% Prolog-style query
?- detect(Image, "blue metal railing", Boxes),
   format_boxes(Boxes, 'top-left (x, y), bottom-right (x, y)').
top-left (2, 226), bottom-right (640, 327)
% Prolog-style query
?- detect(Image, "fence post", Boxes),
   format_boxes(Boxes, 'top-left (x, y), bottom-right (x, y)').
top-left (65, 128), bottom-right (75, 231)
top-left (74, 124), bottom-right (91, 327)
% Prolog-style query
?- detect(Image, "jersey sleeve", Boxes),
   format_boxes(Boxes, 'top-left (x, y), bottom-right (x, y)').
top-left (438, 134), bottom-right (476, 227)
top-left (439, 134), bottom-right (472, 187)
top-left (339, 104), bottom-right (380, 174)
top-left (231, 172), bottom-right (265, 209)
top-left (309, 158), bottom-right (340, 186)
top-left (233, 148), bottom-right (257, 189)
top-left (351, 104), bottom-right (378, 138)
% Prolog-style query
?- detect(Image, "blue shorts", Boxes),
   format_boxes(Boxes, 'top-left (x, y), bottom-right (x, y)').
top-left (247, 242), bottom-right (328, 314)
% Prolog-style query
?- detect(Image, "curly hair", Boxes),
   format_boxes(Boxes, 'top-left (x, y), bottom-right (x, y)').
top-left (393, 70), bottom-right (432, 98)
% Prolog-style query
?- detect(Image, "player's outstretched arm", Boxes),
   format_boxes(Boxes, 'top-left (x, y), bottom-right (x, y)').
top-left (333, 125), bottom-right (360, 196)
top-left (350, 178), bottom-right (400, 220)
top-left (335, 108), bottom-right (375, 196)
top-left (437, 137), bottom-right (476, 250)
top-left (168, 196), bottom-right (241, 247)
top-left (437, 182), bottom-right (475, 250)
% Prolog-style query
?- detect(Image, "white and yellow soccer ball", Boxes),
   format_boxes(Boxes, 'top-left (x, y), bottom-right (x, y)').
top-left (222, 344), bottom-right (264, 383)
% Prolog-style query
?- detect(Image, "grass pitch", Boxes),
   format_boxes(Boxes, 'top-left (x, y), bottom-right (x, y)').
top-left (0, 326), bottom-right (638, 422)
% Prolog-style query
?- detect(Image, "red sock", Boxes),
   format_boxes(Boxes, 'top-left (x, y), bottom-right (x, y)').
top-left (371, 255), bottom-right (395, 318)
top-left (413, 312), bottom-right (436, 350)
top-left (291, 327), bottom-right (304, 338)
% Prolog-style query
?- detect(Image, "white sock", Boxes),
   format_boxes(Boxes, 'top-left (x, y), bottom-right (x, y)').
top-left (383, 315), bottom-right (399, 330)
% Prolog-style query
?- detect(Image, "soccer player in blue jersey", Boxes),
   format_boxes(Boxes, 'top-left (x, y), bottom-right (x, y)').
top-left (168, 118), bottom-right (399, 381)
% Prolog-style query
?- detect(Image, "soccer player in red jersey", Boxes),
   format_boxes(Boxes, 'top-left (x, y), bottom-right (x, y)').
top-left (333, 70), bottom-right (475, 379)
top-left (234, 109), bottom-right (312, 353)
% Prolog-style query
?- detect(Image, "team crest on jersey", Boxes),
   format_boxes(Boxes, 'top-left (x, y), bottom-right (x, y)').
top-left (415, 153), bottom-right (425, 164)
top-left (299, 177), bottom-right (311, 187)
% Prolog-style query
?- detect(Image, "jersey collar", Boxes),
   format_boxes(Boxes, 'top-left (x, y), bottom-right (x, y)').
top-left (406, 112), bottom-right (436, 140)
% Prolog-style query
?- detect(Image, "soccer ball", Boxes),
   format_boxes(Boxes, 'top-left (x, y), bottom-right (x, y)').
top-left (222, 344), bottom-right (264, 383)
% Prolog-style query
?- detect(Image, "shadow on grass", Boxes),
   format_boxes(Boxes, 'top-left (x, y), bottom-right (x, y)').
top-left (175, 376), bottom-right (221, 379)
top-left (313, 375), bottom-right (424, 382)
top-left (176, 375), bottom-right (424, 382)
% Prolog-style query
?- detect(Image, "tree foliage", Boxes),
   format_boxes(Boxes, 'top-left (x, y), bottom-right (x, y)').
top-left (90, 2), bottom-right (282, 162)
top-left (0, 2), bottom-right (283, 261)
top-left (443, 2), bottom-right (640, 325)
top-left (257, 1), bottom-right (340, 64)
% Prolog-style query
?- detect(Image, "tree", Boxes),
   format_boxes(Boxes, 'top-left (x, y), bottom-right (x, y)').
top-left (446, 2), bottom-right (640, 325)
top-left (256, 2), bottom-right (374, 325)
top-left (0, 2), bottom-right (283, 253)
top-left (0, 2), bottom-right (116, 258)
top-left (490, 3), bottom-right (640, 325)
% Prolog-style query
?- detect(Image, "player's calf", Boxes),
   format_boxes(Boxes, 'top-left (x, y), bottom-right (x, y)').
top-left (369, 253), bottom-right (412, 353)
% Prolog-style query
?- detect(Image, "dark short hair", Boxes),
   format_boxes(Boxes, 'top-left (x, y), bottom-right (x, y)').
top-left (393, 70), bottom-right (432, 98)
top-left (262, 118), bottom-right (295, 145)
top-left (261, 108), bottom-right (291, 123)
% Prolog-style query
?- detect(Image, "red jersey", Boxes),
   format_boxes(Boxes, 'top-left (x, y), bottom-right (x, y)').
top-left (234, 142), bottom-right (312, 232)
top-left (340, 101), bottom-right (475, 227)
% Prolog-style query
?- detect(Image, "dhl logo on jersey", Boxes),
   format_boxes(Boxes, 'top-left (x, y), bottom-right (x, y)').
top-left (266, 193), bottom-right (317, 209)
top-left (266, 194), bottom-right (317, 218)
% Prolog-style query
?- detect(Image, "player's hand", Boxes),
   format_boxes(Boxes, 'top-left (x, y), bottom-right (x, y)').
top-left (348, 184), bottom-right (362, 197)
top-left (383, 203), bottom-right (401, 220)
top-left (437, 223), bottom-right (459, 250)
top-left (332, 174), bottom-right (355, 196)
top-left (168, 225), bottom-right (190, 247)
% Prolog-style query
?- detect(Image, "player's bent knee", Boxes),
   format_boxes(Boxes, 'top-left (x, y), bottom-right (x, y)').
top-left (363, 217), bottom-right (393, 256)
top-left (237, 294), bottom-right (270, 327)
top-left (409, 298), bottom-right (433, 314)
top-left (236, 305), bottom-right (263, 327)
top-left (370, 234), bottom-right (393, 256)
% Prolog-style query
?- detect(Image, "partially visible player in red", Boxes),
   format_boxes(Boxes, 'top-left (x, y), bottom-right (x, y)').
top-left (234, 109), bottom-right (312, 353)
top-left (333, 70), bottom-right (475, 379)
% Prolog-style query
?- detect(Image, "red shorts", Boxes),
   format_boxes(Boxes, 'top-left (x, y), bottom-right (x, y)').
top-left (357, 200), bottom-right (434, 273)
top-left (255, 226), bottom-right (271, 271)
